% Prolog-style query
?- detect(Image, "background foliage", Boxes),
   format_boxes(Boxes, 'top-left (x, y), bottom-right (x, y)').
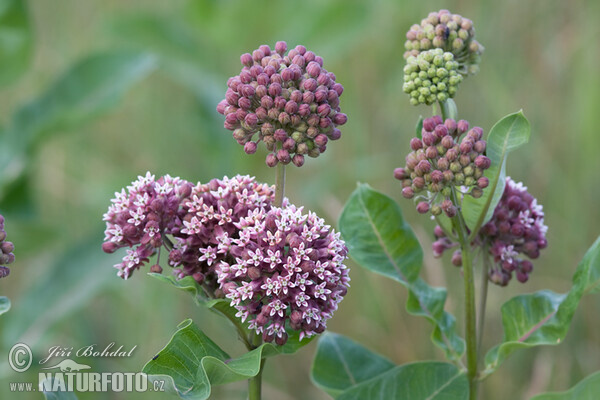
top-left (0, 0), bottom-right (598, 399)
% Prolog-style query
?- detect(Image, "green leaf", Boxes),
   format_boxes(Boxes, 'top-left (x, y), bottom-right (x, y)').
top-left (0, 0), bottom-right (32, 87)
top-left (0, 296), bottom-right (10, 316)
top-left (462, 111), bottom-right (531, 234)
top-left (483, 236), bottom-right (600, 375)
top-left (415, 116), bottom-right (423, 139)
top-left (530, 371), bottom-right (600, 400)
top-left (143, 319), bottom-right (311, 400)
top-left (440, 98), bottom-right (458, 121)
top-left (148, 273), bottom-right (206, 303)
top-left (339, 361), bottom-right (468, 400)
top-left (0, 51), bottom-right (158, 199)
top-left (310, 332), bottom-right (395, 398)
top-left (339, 183), bottom-right (422, 284)
top-left (339, 184), bottom-right (464, 360)
top-left (40, 376), bottom-right (79, 400)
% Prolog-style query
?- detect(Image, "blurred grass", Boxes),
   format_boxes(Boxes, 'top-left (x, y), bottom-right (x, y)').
top-left (0, 0), bottom-right (599, 399)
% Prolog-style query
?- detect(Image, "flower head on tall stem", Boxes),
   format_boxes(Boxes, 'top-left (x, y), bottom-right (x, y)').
top-left (217, 41), bottom-right (347, 167)
top-left (0, 214), bottom-right (15, 279)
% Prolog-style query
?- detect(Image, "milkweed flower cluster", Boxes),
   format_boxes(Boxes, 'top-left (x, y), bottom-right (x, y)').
top-left (102, 173), bottom-right (349, 342)
top-left (0, 214), bottom-right (15, 279)
top-left (216, 205), bottom-right (349, 344)
top-left (403, 49), bottom-right (463, 105)
top-left (217, 41), bottom-right (347, 167)
top-left (433, 177), bottom-right (548, 286)
top-left (404, 9), bottom-right (484, 75)
top-left (394, 116), bottom-right (490, 217)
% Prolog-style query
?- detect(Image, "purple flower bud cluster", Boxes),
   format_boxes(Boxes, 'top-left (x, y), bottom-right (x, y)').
top-left (216, 204), bottom-right (349, 344)
top-left (433, 177), bottom-right (548, 286)
top-left (217, 41), bottom-right (347, 167)
top-left (394, 116), bottom-right (490, 217)
top-left (102, 173), bottom-right (350, 343)
top-left (404, 9), bottom-right (484, 76)
top-left (0, 214), bottom-right (15, 279)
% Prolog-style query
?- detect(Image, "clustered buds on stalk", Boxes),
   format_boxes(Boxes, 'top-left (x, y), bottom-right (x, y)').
top-left (403, 49), bottom-right (463, 105)
top-left (404, 9), bottom-right (484, 76)
top-left (102, 173), bottom-right (349, 343)
top-left (0, 214), bottom-right (15, 279)
top-left (433, 177), bottom-right (548, 286)
top-left (394, 116), bottom-right (490, 217)
top-left (217, 41), bottom-right (347, 167)
top-left (217, 205), bottom-right (349, 344)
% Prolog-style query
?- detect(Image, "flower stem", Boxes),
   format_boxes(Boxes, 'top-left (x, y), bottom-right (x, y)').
top-left (248, 335), bottom-right (265, 400)
top-left (450, 189), bottom-right (478, 400)
top-left (477, 250), bottom-right (490, 361)
top-left (274, 162), bottom-right (286, 207)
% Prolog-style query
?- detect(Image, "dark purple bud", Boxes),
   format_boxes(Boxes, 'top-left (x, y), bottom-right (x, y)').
top-left (268, 82), bottom-right (282, 97)
top-left (244, 142), bottom-right (257, 154)
top-left (283, 137), bottom-right (296, 150)
top-left (416, 202), bottom-right (430, 214)
top-left (474, 140), bottom-right (486, 153)
top-left (240, 53), bottom-right (253, 67)
top-left (474, 155), bottom-right (491, 169)
top-left (417, 160), bottom-right (431, 174)
top-left (402, 187), bottom-right (414, 199)
top-left (434, 124), bottom-right (449, 138)
top-left (459, 141), bottom-right (473, 154)
top-left (333, 113), bottom-right (347, 125)
top-left (266, 153), bottom-right (278, 167)
top-left (457, 119), bottom-right (469, 133)
top-left (425, 146), bottom-right (438, 159)
top-left (102, 242), bottom-right (119, 253)
top-left (516, 270), bottom-right (529, 283)
top-left (451, 250), bottom-right (462, 266)
top-left (499, 221), bottom-right (511, 234)
top-left (431, 170), bottom-right (444, 183)
top-left (422, 131), bottom-right (436, 146)
top-left (432, 240), bottom-right (446, 257)
top-left (394, 167), bottom-right (408, 180)
top-left (277, 149), bottom-right (291, 164)
top-left (441, 135), bottom-right (454, 149)
top-left (150, 264), bottom-right (163, 274)
top-left (275, 41), bottom-right (287, 54)
top-left (292, 154), bottom-right (305, 167)
top-left (434, 225), bottom-right (445, 238)
top-left (521, 260), bottom-right (533, 273)
top-left (410, 138), bottom-right (423, 151)
top-left (303, 78), bottom-right (318, 92)
top-left (423, 117), bottom-right (436, 132)
top-left (329, 128), bottom-right (342, 140)
top-left (444, 119), bottom-right (457, 134)
top-left (317, 103), bottom-right (331, 118)
top-left (477, 177), bottom-right (489, 189)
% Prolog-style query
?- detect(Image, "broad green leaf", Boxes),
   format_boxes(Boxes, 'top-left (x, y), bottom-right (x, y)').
top-left (40, 376), bottom-right (79, 400)
top-left (462, 111), bottom-right (530, 234)
top-left (339, 183), bottom-right (422, 284)
top-left (0, 296), bottom-right (10, 316)
top-left (338, 361), bottom-right (468, 400)
top-left (415, 116), bottom-right (423, 139)
top-left (310, 332), bottom-right (395, 398)
top-left (143, 319), bottom-right (311, 400)
top-left (339, 184), bottom-right (464, 360)
top-left (0, 51), bottom-right (158, 199)
top-left (0, 0), bottom-right (32, 87)
top-left (530, 371), bottom-right (600, 400)
top-left (483, 236), bottom-right (600, 375)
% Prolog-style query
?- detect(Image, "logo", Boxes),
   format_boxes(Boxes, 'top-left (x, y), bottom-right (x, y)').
top-left (41, 359), bottom-right (91, 372)
top-left (8, 343), bottom-right (33, 373)
top-left (6, 342), bottom-right (164, 394)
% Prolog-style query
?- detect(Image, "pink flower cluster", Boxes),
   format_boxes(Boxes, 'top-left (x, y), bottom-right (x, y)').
top-left (0, 214), bottom-right (15, 279)
top-left (433, 177), bottom-right (548, 286)
top-left (217, 205), bottom-right (349, 344)
top-left (102, 173), bottom-right (349, 343)
top-left (217, 41), bottom-right (347, 167)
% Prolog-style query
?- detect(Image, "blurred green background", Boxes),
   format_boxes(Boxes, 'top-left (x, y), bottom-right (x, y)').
top-left (0, 0), bottom-right (599, 399)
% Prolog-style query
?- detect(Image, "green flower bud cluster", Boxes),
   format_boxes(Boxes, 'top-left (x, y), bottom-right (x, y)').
top-left (404, 9), bottom-right (484, 76)
top-left (403, 49), bottom-right (463, 106)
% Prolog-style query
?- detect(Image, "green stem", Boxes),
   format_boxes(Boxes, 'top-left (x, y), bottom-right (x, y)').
top-left (450, 188), bottom-right (478, 400)
top-left (248, 335), bottom-right (265, 400)
top-left (274, 162), bottom-right (286, 207)
top-left (477, 250), bottom-right (490, 361)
